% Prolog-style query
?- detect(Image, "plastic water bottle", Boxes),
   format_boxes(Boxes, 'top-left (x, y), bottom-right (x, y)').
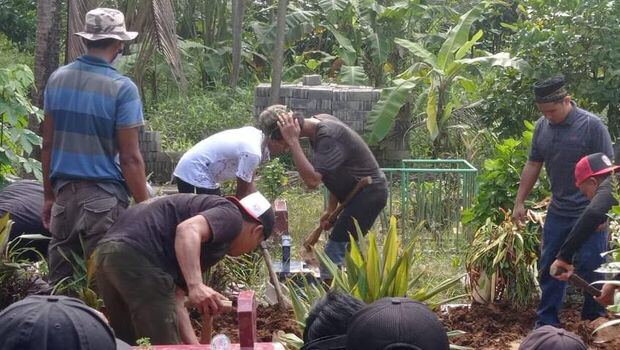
top-left (211, 334), bottom-right (231, 350)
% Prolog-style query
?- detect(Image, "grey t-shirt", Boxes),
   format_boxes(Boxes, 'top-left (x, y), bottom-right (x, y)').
top-left (529, 102), bottom-right (613, 217)
top-left (101, 194), bottom-right (243, 288)
top-left (311, 114), bottom-right (386, 202)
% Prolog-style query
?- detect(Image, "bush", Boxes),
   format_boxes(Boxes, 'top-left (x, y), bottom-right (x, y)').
top-left (463, 121), bottom-right (549, 230)
top-left (146, 88), bottom-right (255, 151)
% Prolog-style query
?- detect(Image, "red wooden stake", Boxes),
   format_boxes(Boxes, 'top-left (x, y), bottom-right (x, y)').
top-left (237, 290), bottom-right (257, 348)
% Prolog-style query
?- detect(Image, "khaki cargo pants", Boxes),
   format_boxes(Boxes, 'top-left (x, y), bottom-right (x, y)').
top-left (48, 181), bottom-right (128, 285)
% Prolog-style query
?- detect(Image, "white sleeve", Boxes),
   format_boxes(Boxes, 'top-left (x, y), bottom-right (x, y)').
top-left (236, 152), bottom-right (261, 183)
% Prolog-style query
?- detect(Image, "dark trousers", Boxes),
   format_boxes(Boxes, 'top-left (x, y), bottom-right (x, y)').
top-left (95, 241), bottom-right (180, 345)
top-left (48, 182), bottom-right (127, 285)
top-left (320, 183), bottom-right (388, 279)
top-left (536, 212), bottom-right (607, 327)
top-left (175, 176), bottom-right (221, 196)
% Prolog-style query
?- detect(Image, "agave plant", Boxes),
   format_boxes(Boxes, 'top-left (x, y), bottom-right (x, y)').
top-left (288, 216), bottom-right (466, 342)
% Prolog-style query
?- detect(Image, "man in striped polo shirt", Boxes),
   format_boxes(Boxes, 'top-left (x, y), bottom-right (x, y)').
top-left (42, 8), bottom-right (149, 285)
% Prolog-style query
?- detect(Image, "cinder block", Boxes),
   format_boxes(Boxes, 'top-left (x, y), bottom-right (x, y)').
top-left (333, 110), bottom-right (348, 120)
top-left (303, 75), bottom-right (321, 86)
top-left (333, 90), bottom-right (348, 101)
top-left (307, 87), bottom-right (333, 100)
top-left (254, 96), bottom-right (270, 106)
top-left (332, 100), bottom-right (346, 110)
top-left (319, 99), bottom-right (332, 110)
top-left (362, 100), bottom-right (375, 111)
top-left (292, 88), bottom-right (309, 99)
top-left (346, 89), bottom-right (374, 101)
top-left (345, 100), bottom-right (362, 110)
top-left (279, 86), bottom-right (293, 97)
top-left (290, 98), bottom-right (317, 109)
top-left (238, 290), bottom-right (257, 347)
top-left (255, 85), bottom-right (271, 97)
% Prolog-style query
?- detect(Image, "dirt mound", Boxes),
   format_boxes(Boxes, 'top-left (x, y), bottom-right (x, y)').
top-left (439, 302), bottom-right (620, 350)
top-left (213, 305), bottom-right (300, 343)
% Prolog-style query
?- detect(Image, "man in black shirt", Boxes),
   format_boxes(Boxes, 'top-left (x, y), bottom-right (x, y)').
top-left (0, 181), bottom-right (50, 259)
top-left (551, 152), bottom-right (619, 306)
top-left (94, 192), bottom-right (274, 345)
top-left (257, 105), bottom-right (388, 280)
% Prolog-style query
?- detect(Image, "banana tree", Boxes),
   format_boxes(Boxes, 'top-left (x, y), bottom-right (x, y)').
top-left (366, 2), bottom-right (525, 149)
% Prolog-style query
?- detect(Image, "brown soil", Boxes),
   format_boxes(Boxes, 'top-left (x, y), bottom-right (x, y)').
top-left (439, 302), bottom-right (620, 350)
top-left (211, 305), bottom-right (300, 343)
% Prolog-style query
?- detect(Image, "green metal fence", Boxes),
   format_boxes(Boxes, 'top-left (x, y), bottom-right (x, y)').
top-left (323, 159), bottom-right (478, 246)
top-left (380, 159), bottom-right (478, 246)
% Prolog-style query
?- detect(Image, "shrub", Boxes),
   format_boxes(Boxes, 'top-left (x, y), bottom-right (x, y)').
top-left (463, 121), bottom-right (549, 230)
top-left (146, 88), bottom-right (254, 151)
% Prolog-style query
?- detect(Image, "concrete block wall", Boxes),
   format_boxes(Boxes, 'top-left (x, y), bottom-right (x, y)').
top-left (139, 130), bottom-right (182, 184)
top-left (254, 76), bottom-right (407, 164)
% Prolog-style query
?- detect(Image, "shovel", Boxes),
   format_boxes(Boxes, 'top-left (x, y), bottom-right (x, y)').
top-left (302, 176), bottom-right (372, 266)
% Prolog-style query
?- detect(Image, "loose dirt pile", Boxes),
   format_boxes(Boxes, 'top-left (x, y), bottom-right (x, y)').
top-left (439, 302), bottom-right (620, 349)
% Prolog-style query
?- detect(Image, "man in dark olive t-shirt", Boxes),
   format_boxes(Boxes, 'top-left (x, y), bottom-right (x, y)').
top-left (257, 105), bottom-right (388, 280)
top-left (94, 192), bottom-right (274, 345)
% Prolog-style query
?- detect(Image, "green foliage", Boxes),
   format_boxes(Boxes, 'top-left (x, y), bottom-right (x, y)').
top-left (0, 213), bottom-right (49, 311)
top-left (0, 34), bottom-right (33, 70)
top-left (146, 89), bottom-right (254, 151)
top-left (52, 248), bottom-right (102, 310)
top-left (463, 121), bottom-right (548, 229)
top-left (257, 158), bottom-right (289, 202)
top-left (465, 211), bottom-right (540, 309)
top-left (0, 0), bottom-right (36, 51)
top-left (289, 216), bottom-right (464, 328)
top-left (367, 2), bottom-right (524, 148)
top-left (0, 63), bottom-right (42, 183)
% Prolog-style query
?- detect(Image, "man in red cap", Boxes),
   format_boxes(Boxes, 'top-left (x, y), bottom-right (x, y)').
top-left (552, 152), bottom-right (620, 307)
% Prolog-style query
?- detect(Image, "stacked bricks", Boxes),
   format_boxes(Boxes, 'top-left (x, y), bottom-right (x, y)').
top-left (138, 129), bottom-right (182, 184)
top-left (253, 75), bottom-right (381, 136)
top-left (252, 75), bottom-right (413, 165)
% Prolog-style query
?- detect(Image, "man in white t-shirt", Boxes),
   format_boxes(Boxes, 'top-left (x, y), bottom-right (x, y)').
top-left (173, 126), bottom-right (267, 198)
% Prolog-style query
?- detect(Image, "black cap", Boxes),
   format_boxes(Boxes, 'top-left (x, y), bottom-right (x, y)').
top-left (519, 326), bottom-right (586, 350)
top-left (0, 295), bottom-right (131, 350)
top-left (534, 75), bottom-right (567, 103)
top-left (345, 298), bottom-right (450, 350)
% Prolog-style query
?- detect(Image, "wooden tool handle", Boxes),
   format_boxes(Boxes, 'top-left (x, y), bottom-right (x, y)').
top-left (303, 176), bottom-right (373, 250)
top-left (327, 176), bottom-right (373, 223)
top-left (551, 266), bottom-right (602, 297)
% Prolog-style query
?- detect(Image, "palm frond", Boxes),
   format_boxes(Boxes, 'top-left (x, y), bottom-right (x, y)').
top-left (66, 0), bottom-right (96, 63)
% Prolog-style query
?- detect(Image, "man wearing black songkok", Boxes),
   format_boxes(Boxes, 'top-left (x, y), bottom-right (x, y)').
top-left (512, 75), bottom-right (613, 328)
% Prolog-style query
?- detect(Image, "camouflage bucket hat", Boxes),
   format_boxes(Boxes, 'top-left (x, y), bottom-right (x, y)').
top-left (257, 104), bottom-right (290, 139)
top-left (75, 8), bottom-right (138, 41)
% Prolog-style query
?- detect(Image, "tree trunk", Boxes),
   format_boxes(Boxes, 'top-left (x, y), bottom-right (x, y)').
top-left (34, 0), bottom-right (62, 108)
top-left (269, 0), bottom-right (288, 105)
top-left (66, 0), bottom-right (96, 63)
top-left (230, 0), bottom-right (245, 88)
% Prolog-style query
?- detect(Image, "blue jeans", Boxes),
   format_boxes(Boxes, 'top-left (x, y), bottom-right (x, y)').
top-left (319, 240), bottom-right (349, 280)
top-left (536, 212), bottom-right (608, 328)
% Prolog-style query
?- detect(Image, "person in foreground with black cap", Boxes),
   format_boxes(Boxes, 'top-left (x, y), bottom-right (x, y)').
top-left (301, 296), bottom-right (450, 350)
top-left (93, 192), bottom-right (274, 345)
top-left (512, 75), bottom-right (613, 328)
top-left (551, 152), bottom-right (620, 306)
top-left (0, 295), bottom-right (131, 350)
top-left (518, 325), bottom-right (587, 350)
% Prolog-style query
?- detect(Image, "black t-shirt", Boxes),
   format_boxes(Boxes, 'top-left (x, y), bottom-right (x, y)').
top-left (0, 180), bottom-right (49, 237)
top-left (101, 194), bottom-right (243, 288)
top-left (311, 114), bottom-right (386, 201)
top-left (557, 176), bottom-right (617, 262)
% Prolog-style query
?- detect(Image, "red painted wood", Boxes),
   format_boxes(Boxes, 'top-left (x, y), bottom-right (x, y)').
top-left (237, 290), bottom-right (257, 347)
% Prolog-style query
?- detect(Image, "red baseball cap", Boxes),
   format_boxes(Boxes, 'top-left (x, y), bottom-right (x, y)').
top-left (574, 153), bottom-right (620, 186)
